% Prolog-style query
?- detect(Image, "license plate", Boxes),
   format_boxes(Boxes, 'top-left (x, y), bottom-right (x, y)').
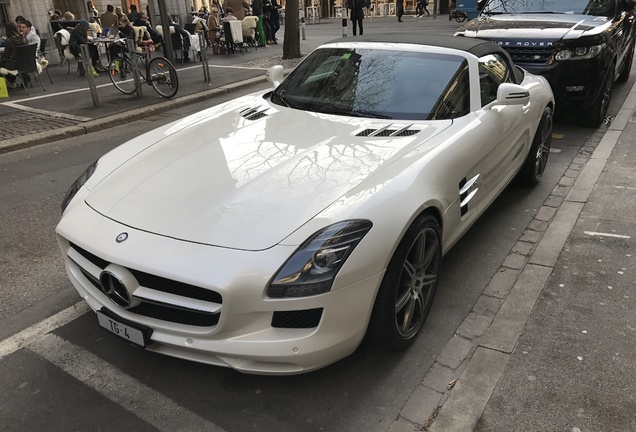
top-left (97, 310), bottom-right (147, 347)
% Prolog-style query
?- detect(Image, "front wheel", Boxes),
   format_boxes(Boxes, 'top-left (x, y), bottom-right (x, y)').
top-left (365, 214), bottom-right (441, 349)
top-left (581, 67), bottom-right (614, 127)
top-left (455, 12), bottom-right (467, 23)
top-left (519, 106), bottom-right (553, 187)
top-left (107, 57), bottom-right (136, 95)
top-left (148, 57), bottom-right (179, 99)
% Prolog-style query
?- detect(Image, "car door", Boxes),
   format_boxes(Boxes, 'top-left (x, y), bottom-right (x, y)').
top-left (475, 53), bottom-right (529, 212)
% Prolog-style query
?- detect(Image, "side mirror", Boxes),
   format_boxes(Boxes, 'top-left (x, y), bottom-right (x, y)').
top-left (266, 65), bottom-right (284, 88)
top-left (495, 83), bottom-right (530, 106)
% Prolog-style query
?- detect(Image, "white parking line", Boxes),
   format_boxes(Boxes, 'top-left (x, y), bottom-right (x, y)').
top-left (584, 231), bottom-right (631, 239)
top-left (0, 302), bottom-right (88, 361)
top-left (29, 333), bottom-right (227, 432)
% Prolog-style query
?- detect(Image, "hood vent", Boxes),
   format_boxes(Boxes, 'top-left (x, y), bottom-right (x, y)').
top-left (239, 106), bottom-right (271, 121)
top-left (355, 124), bottom-right (420, 137)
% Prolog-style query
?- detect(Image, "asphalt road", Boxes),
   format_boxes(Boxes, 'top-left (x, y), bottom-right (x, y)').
top-left (1, 15), bottom-right (635, 432)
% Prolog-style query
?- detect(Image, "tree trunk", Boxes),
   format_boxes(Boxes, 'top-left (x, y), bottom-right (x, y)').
top-left (282, 0), bottom-right (302, 59)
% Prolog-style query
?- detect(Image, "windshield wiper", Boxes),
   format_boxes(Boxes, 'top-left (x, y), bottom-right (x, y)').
top-left (272, 92), bottom-right (299, 109)
top-left (319, 108), bottom-right (392, 119)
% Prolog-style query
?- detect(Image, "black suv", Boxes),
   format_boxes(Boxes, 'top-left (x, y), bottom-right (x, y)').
top-left (455, 0), bottom-right (636, 126)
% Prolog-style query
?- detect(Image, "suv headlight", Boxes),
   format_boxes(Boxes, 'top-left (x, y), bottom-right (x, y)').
top-left (267, 220), bottom-right (372, 298)
top-left (555, 44), bottom-right (604, 61)
top-left (61, 160), bottom-right (98, 213)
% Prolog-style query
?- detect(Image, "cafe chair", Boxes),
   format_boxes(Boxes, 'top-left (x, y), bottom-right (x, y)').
top-left (241, 16), bottom-right (259, 51)
top-left (38, 38), bottom-right (54, 84)
top-left (15, 43), bottom-right (46, 95)
top-left (220, 21), bottom-right (244, 55)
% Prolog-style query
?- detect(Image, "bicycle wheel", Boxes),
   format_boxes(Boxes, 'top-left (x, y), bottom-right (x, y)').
top-left (107, 57), bottom-right (136, 95)
top-left (148, 57), bottom-right (179, 99)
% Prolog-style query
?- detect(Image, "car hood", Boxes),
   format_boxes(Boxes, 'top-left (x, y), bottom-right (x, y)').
top-left (86, 95), bottom-right (451, 250)
top-left (456, 13), bottom-right (610, 41)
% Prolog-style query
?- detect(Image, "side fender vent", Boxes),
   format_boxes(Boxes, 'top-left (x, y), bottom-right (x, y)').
top-left (239, 106), bottom-right (270, 121)
top-left (355, 125), bottom-right (420, 137)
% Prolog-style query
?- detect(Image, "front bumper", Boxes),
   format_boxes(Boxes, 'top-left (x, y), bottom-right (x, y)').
top-left (522, 57), bottom-right (607, 111)
top-left (56, 199), bottom-right (384, 375)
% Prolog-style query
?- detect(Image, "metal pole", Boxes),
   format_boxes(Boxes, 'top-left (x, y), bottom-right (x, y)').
top-left (126, 38), bottom-right (143, 97)
top-left (80, 44), bottom-right (99, 107)
top-left (342, 17), bottom-right (347, 37)
top-left (198, 31), bottom-right (210, 82)
top-left (157, 0), bottom-right (176, 66)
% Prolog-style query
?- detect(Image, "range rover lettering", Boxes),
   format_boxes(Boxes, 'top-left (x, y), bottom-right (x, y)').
top-left (455, 0), bottom-right (636, 126)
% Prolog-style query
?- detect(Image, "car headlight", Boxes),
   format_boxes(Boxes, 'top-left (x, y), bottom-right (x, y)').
top-left (555, 44), bottom-right (604, 61)
top-left (61, 160), bottom-right (98, 213)
top-left (267, 220), bottom-right (373, 298)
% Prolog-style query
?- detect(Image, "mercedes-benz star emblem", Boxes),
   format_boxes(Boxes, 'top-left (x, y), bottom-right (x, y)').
top-left (116, 232), bottom-right (128, 243)
top-left (99, 271), bottom-right (132, 308)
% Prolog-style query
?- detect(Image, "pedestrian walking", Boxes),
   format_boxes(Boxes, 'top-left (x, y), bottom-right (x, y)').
top-left (396, 0), bottom-right (404, 22)
top-left (348, 0), bottom-right (365, 36)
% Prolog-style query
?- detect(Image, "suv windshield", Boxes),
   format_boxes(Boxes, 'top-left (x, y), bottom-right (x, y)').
top-left (271, 47), bottom-right (469, 120)
top-left (483, 0), bottom-right (616, 17)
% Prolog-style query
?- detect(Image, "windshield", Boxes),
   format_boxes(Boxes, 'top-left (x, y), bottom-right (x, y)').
top-left (271, 47), bottom-right (469, 120)
top-left (482, 0), bottom-right (617, 17)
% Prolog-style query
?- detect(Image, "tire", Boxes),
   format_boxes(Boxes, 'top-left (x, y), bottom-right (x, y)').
top-left (107, 57), bottom-right (136, 95)
top-left (519, 106), bottom-right (553, 187)
top-left (581, 67), bottom-right (614, 127)
top-left (365, 214), bottom-right (441, 349)
top-left (455, 13), bottom-right (467, 23)
top-left (148, 57), bottom-right (179, 99)
top-left (617, 44), bottom-right (634, 83)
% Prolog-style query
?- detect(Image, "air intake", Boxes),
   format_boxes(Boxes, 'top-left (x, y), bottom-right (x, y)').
top-left (355, 124), bottom-right (420, 137)
top-left (239, 106), bottom-right (270, 121)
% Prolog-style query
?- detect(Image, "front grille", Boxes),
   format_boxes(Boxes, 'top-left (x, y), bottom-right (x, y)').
top-left (69, 242), bottom-right (222, 327)
top-left (272, 308), bottom-right (323, 328)
top-left (503, 46), bottom-right (553, 65)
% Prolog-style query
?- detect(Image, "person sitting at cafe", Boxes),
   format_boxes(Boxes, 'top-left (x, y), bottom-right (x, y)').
top-left (0, 22), bottom-right (26, 88)
top-left (108, 16), bottom-right (136, 60)
top-left (18, 19), bottom-right (40, 47)
top-left (167, 14), bottom-right (192, 62)
top-left (69, 20), bottom-right (107, 76)
top-left (88, 17), bottom-right (102, 37)
top-left (207, 7), bottom-right (223, 42)
top-left (133, 12), bottom-right (164, 47)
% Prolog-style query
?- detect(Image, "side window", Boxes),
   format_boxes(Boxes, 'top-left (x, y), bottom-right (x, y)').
top-left (478, 53), bottom-right (513, 107)
top-left (430, 60), bottom-right (470, 120)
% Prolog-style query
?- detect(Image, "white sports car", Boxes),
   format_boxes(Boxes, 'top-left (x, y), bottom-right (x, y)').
top-left (57, 35), bottom-right (554, 375)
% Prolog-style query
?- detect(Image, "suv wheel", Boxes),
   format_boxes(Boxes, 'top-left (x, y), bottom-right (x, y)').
top-left (581, 67), bottom-right (614, 127)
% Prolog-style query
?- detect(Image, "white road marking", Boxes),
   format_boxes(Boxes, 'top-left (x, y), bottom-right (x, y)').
top-left (0, 302), bottom-right (89, 361)
top-left (29, 333), bottom-right (227, 432)
top-left (1, 101), bottom-right (93, 121)
top-left (584, 231), bottom-right (631, 239)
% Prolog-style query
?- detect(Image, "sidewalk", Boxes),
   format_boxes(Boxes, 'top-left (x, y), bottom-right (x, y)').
top-left (389, 82), bottom-right (636, 431)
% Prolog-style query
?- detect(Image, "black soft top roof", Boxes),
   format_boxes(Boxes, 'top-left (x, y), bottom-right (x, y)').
top-left (325, 34), bottom-right (523, 82)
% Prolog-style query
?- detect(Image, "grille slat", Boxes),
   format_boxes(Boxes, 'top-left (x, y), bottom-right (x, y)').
top-left (68, 242), bottom-right (222, 327)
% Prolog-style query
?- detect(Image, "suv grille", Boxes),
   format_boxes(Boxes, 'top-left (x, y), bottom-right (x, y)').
top-left (69, 242), bottom-right (222, 327)
top-left (502, 46), bottom-right (554, 65)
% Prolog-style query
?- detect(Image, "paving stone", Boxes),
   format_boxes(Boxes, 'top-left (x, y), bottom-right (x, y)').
top-left (543, 195), bottom-right (564, 208)
top-left (551, 185), bottom-right (571, 197)
top-left (436, 336), bottom-right (475, 370)
top-left (400, 385), bottom-right (443, 425)
top-left (422, 362), bottom-right (456, 393)
top-left (483, 267), bottom-right (521, 298)
top-left (472, 294), bottom-right (504, 317)
top-left (456, 312), bottom-right (493, 340)
top-left (558, 176), bottom-right (575, 187)
top-left (512, 241), bottom-right (534, 256)
top-left (388, 418), bottom-right (420, 432)
top-left (520, 229), bottom-right (542, 243)
top-left (528, 219), bottom-right (549, 233)
top-left (572, 157), bottom-right (588, 165)
top-left (536, 205), bottom-right (557, 221)
top-left (564, 168), bottom-right (580, 178)
top-left (502, 253), bottom-right (527, 270)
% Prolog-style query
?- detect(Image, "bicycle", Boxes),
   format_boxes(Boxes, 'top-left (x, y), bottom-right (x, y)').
top-left (449, 9), bottom-right (468, 22)
top-left (107, 39), bottom-right (179, 99)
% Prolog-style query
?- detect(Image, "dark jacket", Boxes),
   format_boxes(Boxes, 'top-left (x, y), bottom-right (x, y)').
top-left (348, 0), bottom-right (365, 20)
top-left (252, 0), bottom-right (264, 16)
top-left (0, 36), bottom-right (25, 70)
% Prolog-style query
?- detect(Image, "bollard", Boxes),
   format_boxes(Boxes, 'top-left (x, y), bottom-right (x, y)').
top-left (342, 18), bottom-right (347, 37)
top-left (80, 43), bottom-right (99, 107)
top-left (126, 38), bottom-right (142, 97)
top-left (301, 17), bottom-right (306, 40)
top-left (197, 31), bottom-right (210, 82)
